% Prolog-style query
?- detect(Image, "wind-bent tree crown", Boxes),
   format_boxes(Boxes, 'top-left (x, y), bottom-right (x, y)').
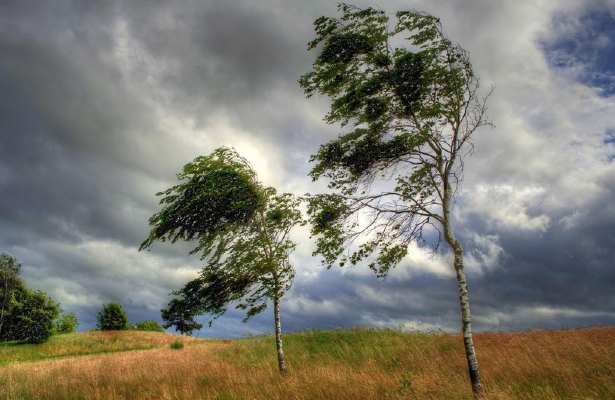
top-left (300, 4), bottom-right (491, 276)
top-left (140, 147), bottom-right (263, 256)
top-left (169, 189), bottom-right (303, 325)
top-left (142, 147), bottom-right (303, 325)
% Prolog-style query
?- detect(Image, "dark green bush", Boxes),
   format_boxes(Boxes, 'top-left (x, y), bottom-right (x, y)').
top-left (96, 303), bottom-right (128, 331)
top-left (1, 254), bottom-right (60, 344)
top-left (3, 289), bottom-right (60, 344)
top-left (135, 320), bottom-right (164, 332)
top-left (170, 340), bottom-right (184, 350)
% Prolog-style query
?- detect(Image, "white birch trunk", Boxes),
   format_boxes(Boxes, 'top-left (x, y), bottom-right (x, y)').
top-left (273, 295), bottom-right (288, 374)
top-left (451, 238), bottom-right (483, 397)
top-left (443, 182), bottom-right (484, 398)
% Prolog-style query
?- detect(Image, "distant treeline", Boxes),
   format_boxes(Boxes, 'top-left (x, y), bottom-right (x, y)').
top-left (0, 253), bottom-right (77, 343)
top-left (0, 253), bottom-right (165, 344)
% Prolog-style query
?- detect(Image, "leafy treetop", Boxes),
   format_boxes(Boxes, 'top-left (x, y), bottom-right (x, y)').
top-left (171, 188), bottom-right (303, 325)
top-left (140, 147), bottom-right (264, 257)
top-left (144, 148), bottom-right (304, 326)
top-left (300, 3), bottom-right (491, 276)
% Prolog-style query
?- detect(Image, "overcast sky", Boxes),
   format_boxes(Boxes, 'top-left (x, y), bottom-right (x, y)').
top-left (1, 0), bottom-right (614, 337)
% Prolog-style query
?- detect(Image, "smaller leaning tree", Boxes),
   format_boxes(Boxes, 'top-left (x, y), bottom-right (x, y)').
top-left (299, 4), bottom-right (492, 398)
top-left (141, 148), bottom-right (303, 374)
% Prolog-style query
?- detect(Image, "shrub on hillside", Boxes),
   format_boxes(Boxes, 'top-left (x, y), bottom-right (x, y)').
top-left (134, 320), bottom-right (164, 332)
top-left (3, 289), bottom-right (60, 344)
top-left (170, 340), bottom-right (184, 350)
top-left (54, 312), bottom-right (79, 334)
top-left (96, 303), bottom-right (128, 331)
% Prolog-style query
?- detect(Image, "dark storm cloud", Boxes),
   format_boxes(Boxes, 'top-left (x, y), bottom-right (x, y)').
top-left (106, 0), bottom-right (342, 181)
top-left (0, 0), bottom-right (614, 335)
top-left (541, 4), bottom-right (615, 96)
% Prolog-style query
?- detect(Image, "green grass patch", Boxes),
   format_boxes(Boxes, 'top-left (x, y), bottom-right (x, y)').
top-left (0, 331), bottom-right (198, 366)
top-left (216, 328), bottom-right (444, 369)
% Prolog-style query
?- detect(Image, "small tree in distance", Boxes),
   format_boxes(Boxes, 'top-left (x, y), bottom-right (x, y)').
top-left (142, 148), bottom-right (303, 374)
top-left (134, 320), bottom-right (164, 332)
top-left (161, 297), bottom-right (203, 336)
top-left (54, 311), bottom-right (79, 334)
top-left (300, 4), bottom-right (492, 398)
top-left (97, 303), bottom-right (128, 331)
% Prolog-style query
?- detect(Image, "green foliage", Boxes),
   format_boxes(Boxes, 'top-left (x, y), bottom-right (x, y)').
top-left (300, 4), bottom-right (490, 275)
top-left (1, 254), bottom-right (60, 344)
top-left (140, 147), bottom-right (264, 255)
top-left (0, 254), bottom-right (23, 339)
top-left (144, 148), bottom-right (304, 328)
top-left (134, 320), bottom-right (164, 332)
top-left (169, 189), bottom-right (303, 326)
top-left (96, 303), bottom-right (128, 331)
top-left (54, 311), bottom-right (79, 334)
top-left (2, 289), bottom-right (60, 344)
top-left (169, 340), bottom-right (184, 350)
top-left (161, 297), bottom-right (203, 335)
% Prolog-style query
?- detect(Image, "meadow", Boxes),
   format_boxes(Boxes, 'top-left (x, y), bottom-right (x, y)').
top-left (1, 327), bottom-right (614, 399)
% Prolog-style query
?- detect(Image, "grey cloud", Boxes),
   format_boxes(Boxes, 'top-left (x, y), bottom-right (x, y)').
top-left (0, 0), bottom-right (614, 337)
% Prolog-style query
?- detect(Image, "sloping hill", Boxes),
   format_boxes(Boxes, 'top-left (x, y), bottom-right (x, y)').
top-left (0, 331), bottom-right (201, 366)
top-left (1, 327), bottom-right (614, 399)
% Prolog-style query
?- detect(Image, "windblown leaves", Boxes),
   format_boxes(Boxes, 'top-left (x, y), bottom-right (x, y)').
top-left (140, 148), bottom-right (263, 252)
top-left (301, 4), bottom-right (486, 274)
top-left (142, 148), bottom-right (303, 330)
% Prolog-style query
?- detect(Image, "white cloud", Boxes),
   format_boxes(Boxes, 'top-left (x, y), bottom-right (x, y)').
top-left (461, 185), bottom-right (551, 232)
top-left (389, 242), bottom-right (454, 279)
top-left (361, 315), bottom-right (447, 333)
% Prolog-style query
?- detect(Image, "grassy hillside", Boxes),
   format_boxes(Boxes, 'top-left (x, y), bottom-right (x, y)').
top-left (0, 331), bottom-right (200, 366)
top-left (0, 327), bottom-right (614, 399)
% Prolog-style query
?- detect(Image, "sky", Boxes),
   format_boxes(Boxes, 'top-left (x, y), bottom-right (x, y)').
top-left (1, 0), bottom-right (614, 337)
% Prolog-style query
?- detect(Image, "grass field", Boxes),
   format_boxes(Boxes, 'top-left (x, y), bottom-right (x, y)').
top-left (0, 331), bottom-right (201, 366)
top-left (0, 327), bottom-right (614, 399)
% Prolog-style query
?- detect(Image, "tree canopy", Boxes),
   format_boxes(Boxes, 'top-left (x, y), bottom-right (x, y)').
top-left (1, 254), bottom-right (60, 344)
top-left (97, 303), bottom-right (128, 331)
top-left (300, 4), bottom-right (491, 276)
top-left (54, 311), bottom-right (79, 334)
top-left (140, 147), bottom-right (263, 256)
top-left (170, 189), bottom-right (302, 325)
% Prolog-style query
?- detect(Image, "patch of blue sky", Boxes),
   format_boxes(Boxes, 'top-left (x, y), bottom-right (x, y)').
top-left (541, 7), bottom-right (615, 96)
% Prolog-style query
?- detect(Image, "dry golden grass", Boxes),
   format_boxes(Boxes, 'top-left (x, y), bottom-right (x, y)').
top-left (0, 327), bottom-right (614, 399)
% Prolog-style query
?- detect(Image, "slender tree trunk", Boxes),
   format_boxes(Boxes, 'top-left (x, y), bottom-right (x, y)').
top-left (0, 278), bottom-right (8, 338)
top-left (450, 237), bottom-right (483, 398)
top-left (273, 295), bottom-right (288, 374)
top-left (442, 185), bottom-right (483, 398)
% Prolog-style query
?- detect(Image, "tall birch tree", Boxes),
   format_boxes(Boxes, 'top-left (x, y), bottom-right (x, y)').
top-left (299, 4), bottom-right (492, 397)
top-left (141, 148), bottom-right (302, 374)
